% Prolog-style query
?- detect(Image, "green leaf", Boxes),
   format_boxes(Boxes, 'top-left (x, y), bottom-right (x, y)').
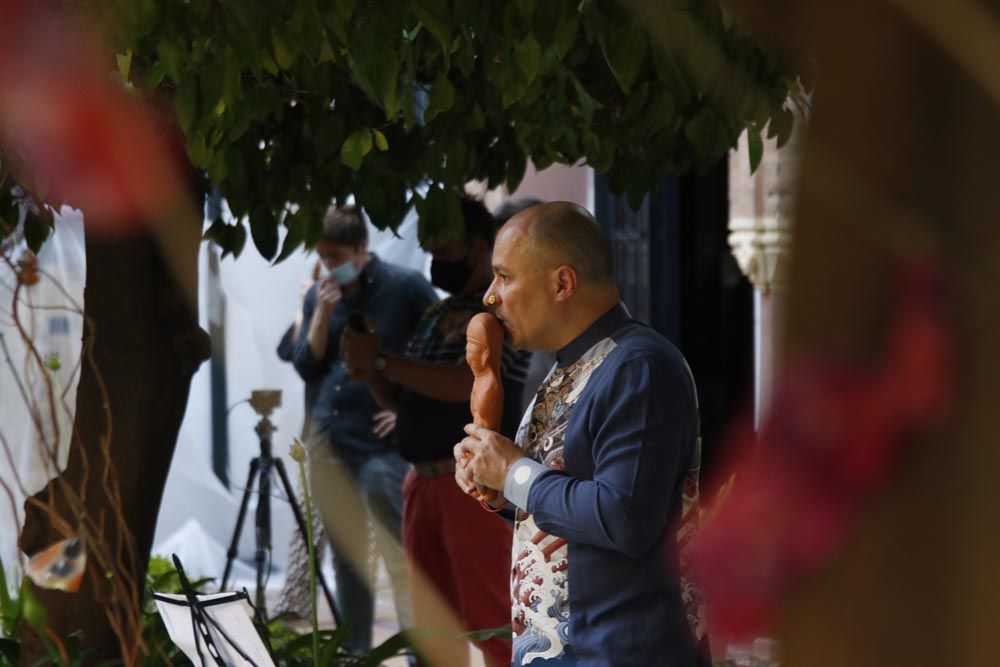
top-left (362, 630), bottom-right (412, 666)
top-left (275, 211), bottom-right (306, 263)
top-left (424, 73), bottom-right (455, 123)
top-left (272, 29), bottom-right (298, 70)
top-left (373, 129), bottom-right (389, 151)
top-left (416, 187), bottom-right (463, 246)
top-left (554, 18), bottom-right (580, 59)
top-left (768, 105), bottom-right (795, 149)
top-left (249, 206), bottom-right (279, 260)
top-left (351, 41), bottom-right (402, 118)
top-left (517, 0), bottom-right (538, 24)
top-left (116, 50), bottom-right (133, 82)
top-left (506, 148), bottom-right (528, 192)
top-left (24, 208), bottom-right (53, 253)
top-left (514, 35), bottom-right (542, 86)
top-left (172, 79), bottom-right (199, 135)
top-left (341, 128), bottom-right (373, 170)
top-left (460, 623), bottom-right (513, 641)
top-left (571, 76), bottom-right (598, 122)
top-left (222, 46), bottom-right (242, 107)
top-left (143, 60), bottom-right (167, 88)
top-left (747, 128), bottom-right (763, 173)
top-left (413, 0), bottom-right (454, 51)
top-left (0, 638), bottom-right (19, 663)
top-left (157, 40), bottom-right (185, 83)
top-left (20, 582), bottom-right (45, 630)
top-left (601, 24), bottom-right (647, 94)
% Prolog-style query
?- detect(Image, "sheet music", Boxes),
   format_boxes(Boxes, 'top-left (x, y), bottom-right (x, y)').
top-left (154, 592), bottom-right (275, 667)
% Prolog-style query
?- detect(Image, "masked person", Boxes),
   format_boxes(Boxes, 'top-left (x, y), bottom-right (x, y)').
top-left (292, 206), bottom-right (438, 654)
top-left (341, 197), bottom-right (530, 667)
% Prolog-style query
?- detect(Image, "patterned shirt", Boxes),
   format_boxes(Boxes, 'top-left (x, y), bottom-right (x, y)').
top-left (503, 304), bottom-right (701, 667)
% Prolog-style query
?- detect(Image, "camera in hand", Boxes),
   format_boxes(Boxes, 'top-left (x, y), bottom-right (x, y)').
top-left (249, 389), bottom-right (281, 417)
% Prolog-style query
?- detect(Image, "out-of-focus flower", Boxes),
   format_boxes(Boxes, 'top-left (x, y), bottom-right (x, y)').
top-left (0, 1), bottom-right (185, 228)
top-left (289, 438), bottom-right (306, 464)
top-left (695, 261), bottom-right (953, 642)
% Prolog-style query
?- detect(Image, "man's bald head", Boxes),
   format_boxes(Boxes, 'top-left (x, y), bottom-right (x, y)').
top-left (508, 202), bottom-right (615, 286)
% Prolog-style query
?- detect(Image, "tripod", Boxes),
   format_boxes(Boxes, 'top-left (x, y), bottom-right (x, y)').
top-left (221, 412), bottom-right (341, 626)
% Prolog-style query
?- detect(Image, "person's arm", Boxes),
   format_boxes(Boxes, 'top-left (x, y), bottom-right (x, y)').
top-left (292, 287), bottom-right (331, 381)
top-left (340, 319), bottom-right (474, 402)
top-left (381, 354), bottom-right (473, 402)
top-left (363, 371), bottom-right (402, 411)
top-left (276, 323), bottom-right (297, 362)
top-left (306, 277), bottom-right (341, 361)
top-left (463, 357), bottom-right (696, 558)
top-left (517, 358), bottom-right (695, 558)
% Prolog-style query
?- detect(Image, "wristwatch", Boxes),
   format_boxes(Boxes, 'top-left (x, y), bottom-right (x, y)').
top-left (372, 354), bottom-right (388, 373)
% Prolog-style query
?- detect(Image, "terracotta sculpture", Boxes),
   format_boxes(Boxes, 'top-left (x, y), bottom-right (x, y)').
top-left (465, 312), bottom-right (505, 505)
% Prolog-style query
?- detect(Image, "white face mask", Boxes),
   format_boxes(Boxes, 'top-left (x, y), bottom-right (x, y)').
top-left (328, 259), bottom-right (360, 285)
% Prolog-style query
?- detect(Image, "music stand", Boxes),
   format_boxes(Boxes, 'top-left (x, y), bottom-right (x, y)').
top-left (154, 555), bottom-right (275, 667)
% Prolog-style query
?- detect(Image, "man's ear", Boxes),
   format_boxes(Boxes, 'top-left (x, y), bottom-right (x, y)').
top-left (552, 264), bottom-right (578, 302)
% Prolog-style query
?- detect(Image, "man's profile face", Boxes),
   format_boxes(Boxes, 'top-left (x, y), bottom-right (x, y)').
top-left (485, 221), bottom-right (551, 351)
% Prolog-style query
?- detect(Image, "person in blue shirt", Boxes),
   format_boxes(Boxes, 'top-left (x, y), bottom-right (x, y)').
top-left (292, 205), bottom-right (438, 654)
top-left (455, 202), bottom-right (700, 667)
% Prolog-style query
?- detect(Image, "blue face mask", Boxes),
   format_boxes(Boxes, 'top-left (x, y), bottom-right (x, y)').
top-left (328, 259), bottom-right (360, 285)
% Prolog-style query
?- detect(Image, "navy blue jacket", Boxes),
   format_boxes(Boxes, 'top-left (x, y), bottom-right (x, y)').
top-left (505, 305), bottom-right (699, 667)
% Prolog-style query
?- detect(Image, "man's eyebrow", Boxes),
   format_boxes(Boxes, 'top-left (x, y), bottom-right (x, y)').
top-left (492, 263), bottom-right (509, 273)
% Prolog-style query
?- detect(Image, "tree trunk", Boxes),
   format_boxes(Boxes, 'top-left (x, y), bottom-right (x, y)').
top-left (18, 216), bottom-right (210, 664)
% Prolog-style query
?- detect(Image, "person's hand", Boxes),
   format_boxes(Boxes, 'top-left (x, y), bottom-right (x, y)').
top-left (455, 424), bottom-right (523, 491)
top-left (372, 409), bottom-right (396, 439)
top-left (298, 276), bottom-right (316, 302)
top-left (455, 452), bottom-right (478, 496)
top-left (340, 319), bottom-right (380, 381)
top-left (314, 277), bottom-right (342, 317)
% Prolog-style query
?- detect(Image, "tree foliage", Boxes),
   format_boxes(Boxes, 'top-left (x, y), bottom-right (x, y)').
top-left (4, 0), bottom-right (799, 259)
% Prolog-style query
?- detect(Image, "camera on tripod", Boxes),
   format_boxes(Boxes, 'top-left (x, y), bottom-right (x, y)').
top-left (248, 389), bottom-right (281, 417)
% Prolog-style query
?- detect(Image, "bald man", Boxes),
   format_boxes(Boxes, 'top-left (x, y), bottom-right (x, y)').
top-left (455, 202), bottom-right (700, 667)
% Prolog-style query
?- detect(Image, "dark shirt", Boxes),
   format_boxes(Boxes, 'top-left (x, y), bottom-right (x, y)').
top-left (395, 294), bottom-right (530, 463)
top-left (278, 324), bottom-right (319, 439)
top-left (292, 255), bottom-right (438, 464)
top-left (506, 304), bottom-right (699, 667)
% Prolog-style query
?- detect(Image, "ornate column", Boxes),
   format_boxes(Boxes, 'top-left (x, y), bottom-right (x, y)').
top-left (728, 123), bottom-right (800, 426)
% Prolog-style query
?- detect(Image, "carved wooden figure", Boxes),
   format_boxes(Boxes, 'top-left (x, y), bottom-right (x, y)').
top-left (465, 312), bottom-right (505, 505)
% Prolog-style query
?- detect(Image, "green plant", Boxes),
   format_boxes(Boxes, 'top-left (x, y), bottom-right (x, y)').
top-left (288, 439), bottom-right (320, 667)
top-left (3, 0), bottom-right (800, 256)
top-left (0, 560), bottom-right (90, 667)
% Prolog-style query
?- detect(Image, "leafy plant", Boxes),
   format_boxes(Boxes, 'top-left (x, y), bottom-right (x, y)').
top-left (1, 0), bottom-right (800, 258)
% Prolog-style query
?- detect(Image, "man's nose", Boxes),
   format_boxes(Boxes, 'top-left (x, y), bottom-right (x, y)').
top-left (483, 280), bottom-right (499, 308)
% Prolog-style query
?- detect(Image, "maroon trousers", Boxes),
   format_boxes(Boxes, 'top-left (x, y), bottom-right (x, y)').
top-left (403, 467), bottom-right (514, 667)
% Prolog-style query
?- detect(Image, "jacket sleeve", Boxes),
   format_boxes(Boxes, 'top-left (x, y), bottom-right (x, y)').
top-left (276, 324), bottom-right (296, 362)
top-left (291, 286), bottom-right (329, 381)
top-left (525, 357), bottom-right (696, 558)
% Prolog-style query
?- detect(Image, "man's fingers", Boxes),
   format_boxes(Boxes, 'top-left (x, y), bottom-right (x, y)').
top-left (463, 423), bottom-right (488, 438)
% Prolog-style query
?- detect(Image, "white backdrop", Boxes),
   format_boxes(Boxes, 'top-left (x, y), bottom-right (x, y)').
top-left (152, 208), bottom-right (431, 585)
top-left (0, 208), bottom-right (85, 579)
top-left (0, 206), bottom-right (430, 588)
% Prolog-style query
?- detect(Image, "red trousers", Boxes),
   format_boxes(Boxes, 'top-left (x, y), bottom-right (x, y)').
top-left (403, 467), bottom-right (513, 667)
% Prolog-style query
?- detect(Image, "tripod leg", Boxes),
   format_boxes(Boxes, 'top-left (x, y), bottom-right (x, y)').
top-left (273, 458), bottom-right (343, 627)
top-left (255, 455), bottom-right (273, 615)
top-left (222, 459), bottom-right (260, 590)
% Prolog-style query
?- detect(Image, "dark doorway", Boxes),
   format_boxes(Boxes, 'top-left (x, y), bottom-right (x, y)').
top-left (594, 162), bottom-right (753, 476)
